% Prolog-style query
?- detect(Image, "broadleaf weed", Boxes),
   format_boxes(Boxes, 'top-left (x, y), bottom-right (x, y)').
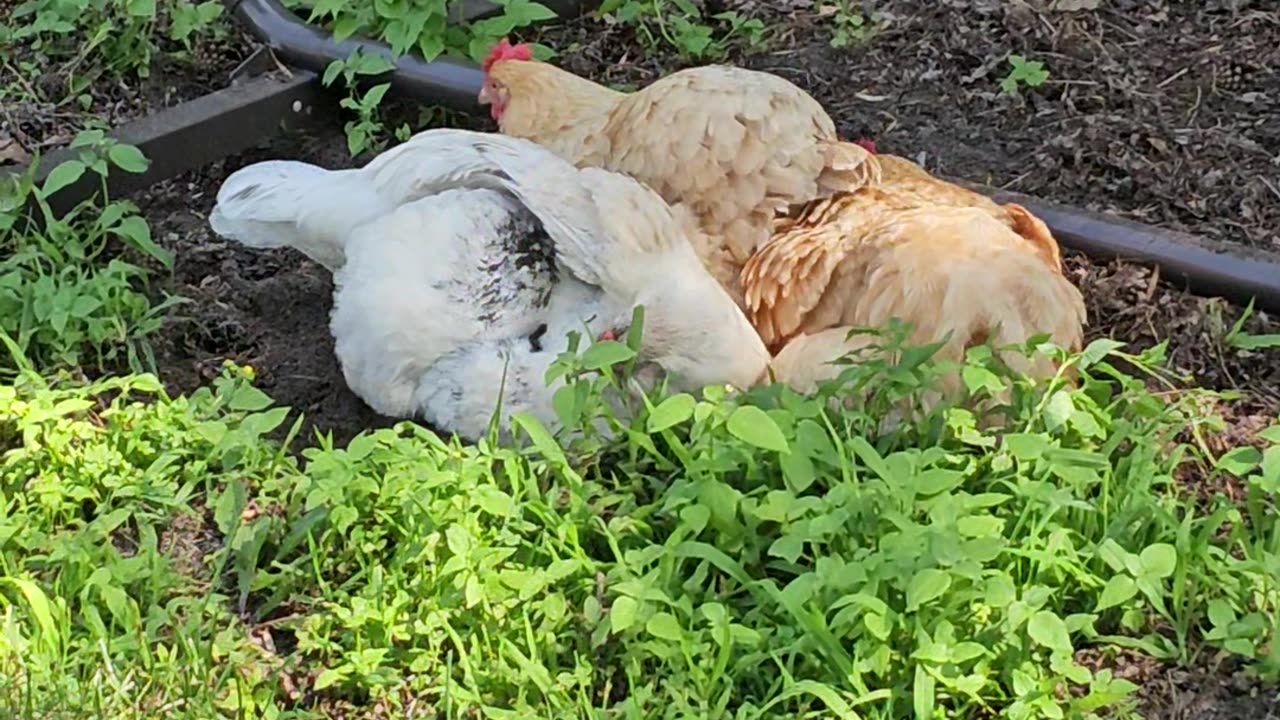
top-left (5, 319), bottom-right (1276, 717)
top-left (0, 130), bottom-right (179, 377)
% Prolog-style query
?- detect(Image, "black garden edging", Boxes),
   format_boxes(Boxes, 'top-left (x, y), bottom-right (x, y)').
top-left (218, 0), bottom-right (1280, 315)
top-left (984, 187), bottom-right (1280, 316)
top-left (7, 0), bottom-right (1280, 315)
top-left (1, 67), bottom-right (325, 219)
top-left (0, 0), bottom-right (597, 219)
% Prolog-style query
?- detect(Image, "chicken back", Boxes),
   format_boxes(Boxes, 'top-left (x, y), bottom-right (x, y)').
top-left (479, 42), bottom-right (880, 300)
top-left (744, 151), bottom-right (1087, 390)
top-left (208, 128), bottom-right (769, 441)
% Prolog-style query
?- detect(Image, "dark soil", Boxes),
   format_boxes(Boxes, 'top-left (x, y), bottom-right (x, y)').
top-left (525, 4), bottom-right (1280, 404)
top-left (145, 125), bottom-right (1279, 453)
top-left (1146, 668), bottom-right (1280, 720)
top-left (527, 12), bottom-right (1280, 710)
top-left (139, 2), bottom-right (1280, 448)
top-left (1078, 646), bottom-right (1280, 720)
top-left (0, 20), bottom-right (255, 164)
top-left (140, 123), bottom-right (394, 448)
top-left (142, 100), bottom-right (489, 447)
top-left (535, 1), bottom-right (1280, 250)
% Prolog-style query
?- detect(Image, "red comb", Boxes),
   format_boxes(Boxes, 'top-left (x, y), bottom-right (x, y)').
top-left (854, 137), bottom-right (878, 154)
top-left (482, 38), bottom-right (533, 72)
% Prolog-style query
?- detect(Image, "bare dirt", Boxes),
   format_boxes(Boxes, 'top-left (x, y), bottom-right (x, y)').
top-left (140, 2), bottom-right (1280, 448)
top-left (526, 11), bottom-right (1280, 711)
top-left (1, 21), bottom-right (254, 164)
top-left (1145, 668), bottom-right (1280, 720)
top-left (140, 98), bottom-right (494, 447)
top-left (538, 0), bottom-right (1280, 249)
top-left (140, 124), bottom-right (395, 448)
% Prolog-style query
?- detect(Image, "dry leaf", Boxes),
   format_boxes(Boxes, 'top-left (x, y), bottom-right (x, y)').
top-left (1053, 0), bottom-right (1102, 10)
top-left (0, 133), bottom-right (31, 165)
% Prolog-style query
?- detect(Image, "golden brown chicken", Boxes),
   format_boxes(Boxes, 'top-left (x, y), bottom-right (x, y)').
top-left (478, 42), bottom-right (1084, 398)
top-left (477, 39), bottom-right (880, 305)
top-left (744, 146), bottom-right (1087, 393)
top-left (832, 150), bottom-right (1064, 271)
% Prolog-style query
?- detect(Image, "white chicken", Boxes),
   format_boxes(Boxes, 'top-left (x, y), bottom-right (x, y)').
top-left (207, 129), bottom-right (769, 442)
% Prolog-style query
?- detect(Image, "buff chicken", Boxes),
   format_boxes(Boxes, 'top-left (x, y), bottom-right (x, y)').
top-left (745, 141), bottom-right (1087, 394)
top-left (477, 38), bottom-right (880, 307)
top-left (207, 129), bottom-right (768, 441)
top-left (477, 40), bottom-right (1085, 398)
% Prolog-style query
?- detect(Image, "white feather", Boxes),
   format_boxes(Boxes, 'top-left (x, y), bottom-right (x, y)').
top-left (207, 128), bottom-right (769, 441)
top-left (331, 188), bottom-right (623, 441)
top-left (208, 160), bottom-right (392, 271)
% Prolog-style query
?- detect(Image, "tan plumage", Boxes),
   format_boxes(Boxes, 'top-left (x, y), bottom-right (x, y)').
top-left (480, 58), bottom-right (880, 302)
top-left (744, 154), bottom-right (1087, 393)
top-left (851, 154), bottom-right (1064, 270)
top-left (480, 52), bottom-right (1085, 399)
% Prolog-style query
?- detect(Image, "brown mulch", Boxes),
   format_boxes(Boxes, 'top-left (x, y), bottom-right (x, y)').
top-left (138, 123), bottom-right (392, 449)
top-left (527, 1), bottom-right (1280, 413)
top-left (88, 5), bottom-right (1279, 717)
top-left (139, 100), bottom-right (488, 447)
top-left (536, 0), bottom-right (1280, 249)
top-left (4, 2), bottom-right (1277, 718)
top-left (1077, 646), bottom-right (1280, 720)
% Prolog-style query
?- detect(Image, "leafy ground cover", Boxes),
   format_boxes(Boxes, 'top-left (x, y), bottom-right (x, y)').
top-left (0, 0), bottom-right (255, 163)
top-left (2, 0), bottom-right (1280, 718)
top-left (3, 282), bottom-right (1280, 718)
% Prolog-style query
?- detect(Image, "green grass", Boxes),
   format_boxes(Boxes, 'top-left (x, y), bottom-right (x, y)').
top-left (286, 0), bottom-right (772, 156)
top-left (1, 131), bottom-right (180, 376)
top-left (1, 310), bottom-right (1277, 718)
top-left (596, 0), bottom-right (766, 61)
top-left (284, 0), bottom-right (570, 157)
top-left (0, 0), bottom-right (230, 135)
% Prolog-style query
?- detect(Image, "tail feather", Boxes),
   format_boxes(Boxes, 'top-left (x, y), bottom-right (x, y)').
top-left (817, 140), bottom-right (883, 194)
top-left (1003, 202), bottom-right (1064, 272)
top-left (379, 129), bottom-right (692, 302)
top-left (209, 160), bottom-right (392, 272)
top-left (209, 129), bottom-right (651, 292)
top-left (575, 166), bottom-right (703, 298)
top-left (352, 129), bottom-right (616, 288)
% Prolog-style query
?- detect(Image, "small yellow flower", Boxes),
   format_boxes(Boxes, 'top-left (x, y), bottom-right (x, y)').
top-left (972, 603), bottom-right (992, 624)
top-left (221, 358), bottom-right (257, 380)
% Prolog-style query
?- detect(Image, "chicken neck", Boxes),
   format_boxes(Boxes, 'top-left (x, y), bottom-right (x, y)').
top-left (496, 64), bottom-right (624, 166)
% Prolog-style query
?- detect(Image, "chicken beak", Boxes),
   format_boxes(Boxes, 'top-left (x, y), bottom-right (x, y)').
top-left (477, 84), bottom-right (492, 105)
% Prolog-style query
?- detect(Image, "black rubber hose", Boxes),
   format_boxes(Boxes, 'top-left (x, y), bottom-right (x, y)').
top-left (222, 0), bottom-right (591, 112)
top-left (984, 188), bottom-right (1280, 315)
top-left (222, 0), bottom-right (1280, 315)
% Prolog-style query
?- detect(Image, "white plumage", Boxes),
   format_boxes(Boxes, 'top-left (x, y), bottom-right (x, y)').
top-left (208, 129), bottom-right (769, 442)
